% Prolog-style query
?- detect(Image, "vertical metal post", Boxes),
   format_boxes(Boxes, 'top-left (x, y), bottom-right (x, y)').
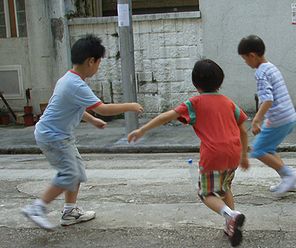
top-left (117, 0), bottom-right (139, 134)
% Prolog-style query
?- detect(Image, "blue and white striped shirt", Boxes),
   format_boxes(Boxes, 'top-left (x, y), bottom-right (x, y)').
top-left (255, 62), bottom-right (296, 127)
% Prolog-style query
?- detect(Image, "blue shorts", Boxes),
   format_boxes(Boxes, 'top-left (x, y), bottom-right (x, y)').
top-left (250, 121), bottom-right (296, 158)
top-left (37, 138), bottom-right (87, 192)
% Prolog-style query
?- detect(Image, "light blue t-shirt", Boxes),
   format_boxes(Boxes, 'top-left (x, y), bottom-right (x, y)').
top-left (35, 71), bottom-right (101, 142)
top-left (255, 62), bottom-right (296, 127)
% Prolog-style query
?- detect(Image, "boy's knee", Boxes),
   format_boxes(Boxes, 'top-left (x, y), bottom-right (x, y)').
top-left (54, 172), bottom-right (80, 191)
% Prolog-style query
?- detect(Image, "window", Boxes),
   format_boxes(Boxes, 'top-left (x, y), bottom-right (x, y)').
top-left (0, 0), bottom-right (27, 38)
top-left (102, 0), bottom-right (199, 16)
top-left (0, 0), bottom-right (6, 37)
top-left (0, 65), bottom-right (24, 99)
top-left (66, 0), bottom-right (199, 18)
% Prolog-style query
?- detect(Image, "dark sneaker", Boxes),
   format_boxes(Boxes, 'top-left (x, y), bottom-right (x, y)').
top-left (21, 204), bottom-right (55, 230)
top-left (226, 212), bottom-right (245, 247)
top-left (60, 207), bottom-right (96, 226)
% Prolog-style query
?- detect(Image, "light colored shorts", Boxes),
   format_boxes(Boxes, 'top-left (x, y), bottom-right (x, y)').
top-left (37, 138), bottom-right (87, 192)
top-left (198, 170), bottom-right (235, 200)
top-left (251, 121), bottom-right (296, 158)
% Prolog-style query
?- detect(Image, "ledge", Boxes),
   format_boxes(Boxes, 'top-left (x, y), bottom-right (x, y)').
top-left (67, 11), bottom-right (201, 26)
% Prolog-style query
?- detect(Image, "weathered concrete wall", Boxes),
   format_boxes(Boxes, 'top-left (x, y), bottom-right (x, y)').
top-left (0, 38), bottom-right (30, 111)
top-left (25, 0), bottom-right (55, 113)
top-left (0, 1), bottom-right (70, 114)
top-left (3, 1), bottom-right (296, 117)
top-left (200, 0), bottom-right (296, 112)
top-left (68, 12), bottom-right (202, 117)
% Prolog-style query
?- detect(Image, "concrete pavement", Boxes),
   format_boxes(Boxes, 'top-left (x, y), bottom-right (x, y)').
top-left (1, 118), bottom-right (296, 154)
top-left (0, 153), bottom-right (296, 247)
top-left (1, 119), bottom-right (296, 247)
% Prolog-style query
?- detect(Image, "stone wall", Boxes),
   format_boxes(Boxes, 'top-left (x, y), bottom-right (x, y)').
top-left (68, 11), bottom-right (202, 117)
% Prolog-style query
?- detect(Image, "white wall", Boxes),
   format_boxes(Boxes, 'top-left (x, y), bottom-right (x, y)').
top-left (0, 38), bottom-right (30, 111)
top-left (25, 0), bottom-right (55, 113)
top-left (200, 0), bottom-right (296, 112)
top-left (5, 1), bottom-right (295, 116)
top-left (68, 12), bottom-right (202, 117)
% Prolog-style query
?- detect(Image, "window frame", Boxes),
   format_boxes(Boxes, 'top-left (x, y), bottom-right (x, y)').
top-left (0, 0), bottom-right (26, 38)
top-left (0, 65), bottom-right (24, 99)
top-left (102, 0), bottom-right (199, 16)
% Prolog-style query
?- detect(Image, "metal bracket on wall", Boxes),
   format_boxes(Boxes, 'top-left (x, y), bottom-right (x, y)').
top-left (0, 91), bottom-right (17, 121)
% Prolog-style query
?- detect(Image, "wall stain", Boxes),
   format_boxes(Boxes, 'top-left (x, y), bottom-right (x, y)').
top-left (51, 18), bottom-right (64, 42)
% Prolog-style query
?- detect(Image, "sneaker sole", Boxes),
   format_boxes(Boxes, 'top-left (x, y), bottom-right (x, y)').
top-left (270, 184), bottom-right (296, 193)
top-left (21, 209), bottom-right (55, 231)
top-left (273, 177), bottom-right (296, 197)
top-left (60, 215), bottom-right (96, 226)
top-left (230, 214), bottom-right (245, 247)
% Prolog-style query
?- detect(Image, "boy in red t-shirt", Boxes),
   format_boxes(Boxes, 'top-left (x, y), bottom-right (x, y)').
top-left (128, 59), bottom-right (249, 247)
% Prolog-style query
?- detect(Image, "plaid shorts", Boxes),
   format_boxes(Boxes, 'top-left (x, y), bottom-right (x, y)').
top-left (198, 170), bottom-right (236, 200)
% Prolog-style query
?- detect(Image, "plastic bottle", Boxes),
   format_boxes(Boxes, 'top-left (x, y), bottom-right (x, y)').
top-left (292, 3), bottom-right (296, 24)
top-left (187, 159), bottom-right (199, 190)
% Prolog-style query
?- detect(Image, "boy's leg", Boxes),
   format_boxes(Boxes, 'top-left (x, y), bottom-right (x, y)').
top-left (21, 184), bottom-right (64, 230)
top-left (258, 153), bottom-right (296, 194)
top-left (60, 154), bottom-right (96, 227)
top-left (257, 153), bottom-right (283, 171)
top-left (251, 122), bottom-right (296, 195)
top-left (203, 194), bottom-right (230, 214)
top-left (21, 138), bottom-right (69, 230)
top-left (61, 186), bottom-right (96, 226)
top-left (42, 185), bottom-right (65, 203)
top-left (64, 185), bottom-right (80, 203)
top-left (199, 170), bottom-right (245, 247)
top-left (202, 194), bottom-right (245, 247)
top-left (223, 190), bottom-right (234, 210)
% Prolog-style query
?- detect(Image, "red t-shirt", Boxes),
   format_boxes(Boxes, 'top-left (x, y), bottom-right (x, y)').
top-left (174, 93), bottom-right (247, 173)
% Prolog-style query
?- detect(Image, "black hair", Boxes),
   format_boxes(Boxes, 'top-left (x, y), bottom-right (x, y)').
top-left (71, 34), bottom-right (106, 64)
top-left (191, 59), bottom-right (224, 92)
top-left (237, 35), bottom-right (265, 56)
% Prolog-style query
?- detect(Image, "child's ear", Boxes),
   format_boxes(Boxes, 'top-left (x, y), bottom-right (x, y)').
top-left (88, 57), bottom-right (95, 66)
top-left (249, 52), bottom-right (257, 59)
top-left (89, 57), bottom-right (96, 65)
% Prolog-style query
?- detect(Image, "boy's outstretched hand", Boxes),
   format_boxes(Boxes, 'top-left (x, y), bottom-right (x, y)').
top-left (92, 118), bottom-right (107, 129)
top-left (251, 118), bottom-right (261, 135)
top-left (128, 128), bottom-right (144, 143)
top-left (240, 156), bottom-right (250, 171)
top-left (132, 103), bottom-right (144, 114)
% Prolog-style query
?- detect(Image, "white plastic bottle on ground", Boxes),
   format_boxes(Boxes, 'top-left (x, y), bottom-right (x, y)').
top-left (188, 159), bottom-right (199, 191)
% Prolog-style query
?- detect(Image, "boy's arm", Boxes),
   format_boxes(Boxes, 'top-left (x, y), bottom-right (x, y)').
top-left (82, 111), bottom-right (107, 129)
top-left (239, 122), bottom-right (249, 170)
top-left (128, 110), bottom-right (180, 143)
top-left (92, 103), bottom-right (143, 116)
top-left (252, 100), bottom-right (273, 135)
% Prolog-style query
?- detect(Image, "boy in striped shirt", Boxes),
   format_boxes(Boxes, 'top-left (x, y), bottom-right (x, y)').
top-left (128, 59), bottom-right (249, 247)
top-left (238, 34), bottom-right (296, 197)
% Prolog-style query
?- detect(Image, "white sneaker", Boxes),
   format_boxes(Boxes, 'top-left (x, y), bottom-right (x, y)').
top-left (273, 173), bottom-right (296, 197)
top-left (60, 207), bottom-right (96, 226)
top-left (270, 182), bottom-right (296, 192)
top-left (21, 204), bottom-right (55, 230)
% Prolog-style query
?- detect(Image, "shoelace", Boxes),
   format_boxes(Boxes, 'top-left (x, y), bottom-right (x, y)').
top-left (33, 205), bottom-right (46, 216)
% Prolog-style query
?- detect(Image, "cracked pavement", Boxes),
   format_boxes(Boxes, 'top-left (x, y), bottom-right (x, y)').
top-left (0, 153), bottom-right (296, 248)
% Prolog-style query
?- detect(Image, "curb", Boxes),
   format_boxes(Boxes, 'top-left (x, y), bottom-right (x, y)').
top-left (1, 145), bottom-right (296, 154)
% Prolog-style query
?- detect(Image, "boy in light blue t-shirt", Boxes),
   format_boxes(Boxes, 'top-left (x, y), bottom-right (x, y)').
top-left (21, 34), bottom-right (143, 230)
top-left (238, 34), bottom-right (296, 197)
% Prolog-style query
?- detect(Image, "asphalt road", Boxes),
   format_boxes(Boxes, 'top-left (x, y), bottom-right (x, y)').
top-left (1, 153), bottom-right (296, 248)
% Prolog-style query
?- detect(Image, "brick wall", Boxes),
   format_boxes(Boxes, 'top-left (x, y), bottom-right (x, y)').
top-left (68, 11), bottom-right (202, 118)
